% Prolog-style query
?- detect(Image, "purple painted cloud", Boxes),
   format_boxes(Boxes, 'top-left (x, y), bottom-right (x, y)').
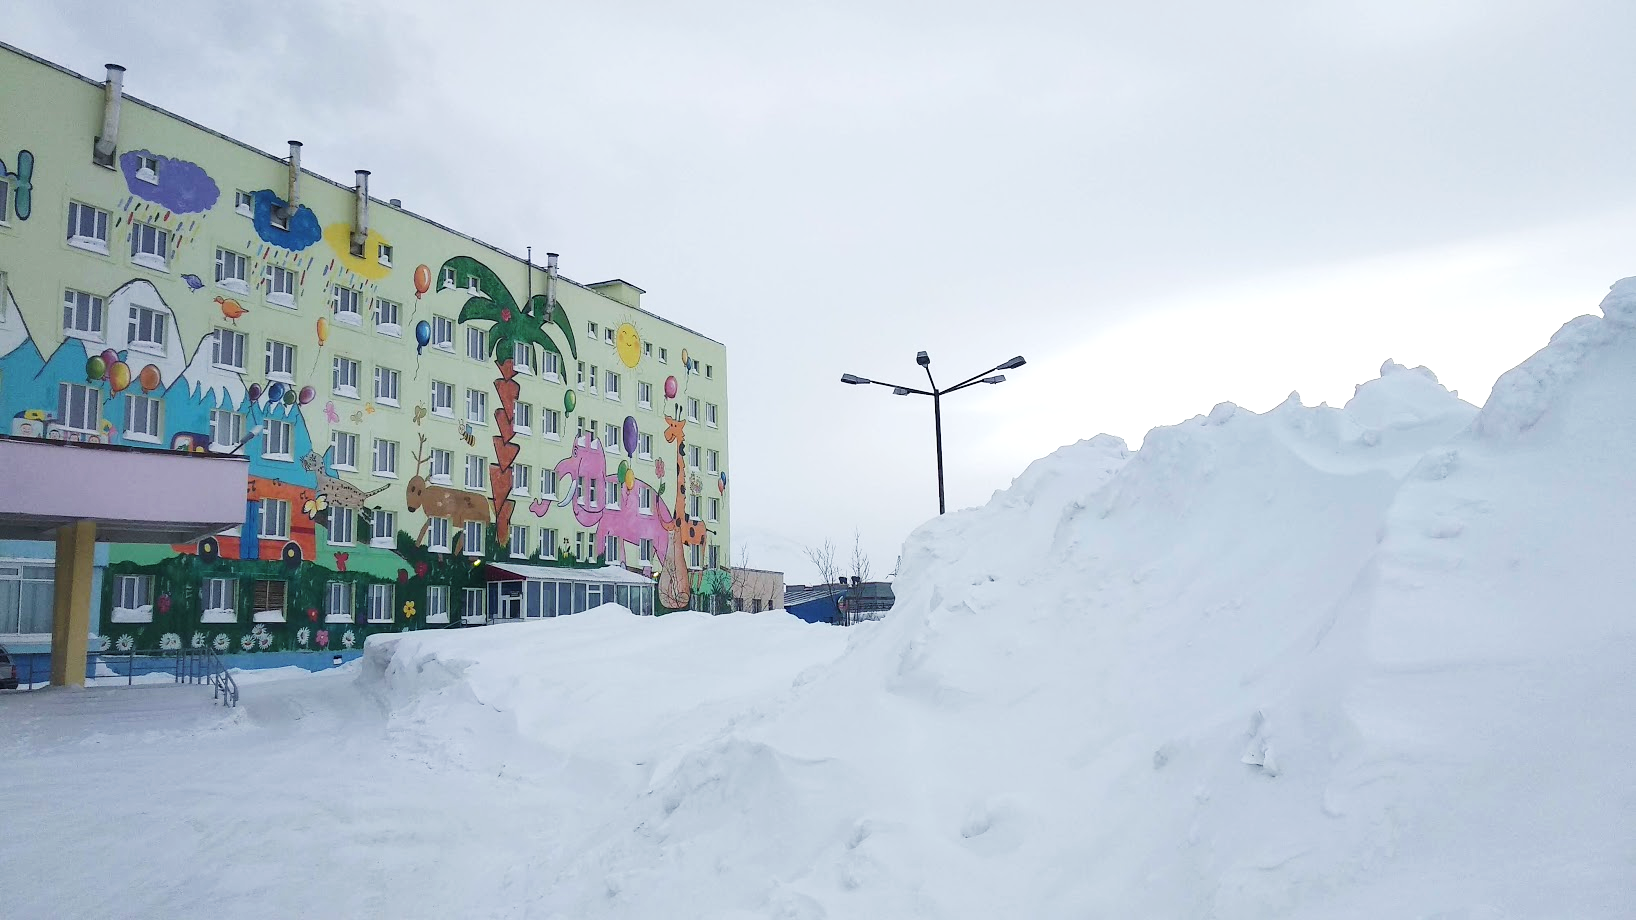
top-left (119, 150), bottom-right (220, 213)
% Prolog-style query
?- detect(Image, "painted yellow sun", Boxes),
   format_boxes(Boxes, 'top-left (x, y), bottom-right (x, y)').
top-left (616, 322), bottom-right (642, 368)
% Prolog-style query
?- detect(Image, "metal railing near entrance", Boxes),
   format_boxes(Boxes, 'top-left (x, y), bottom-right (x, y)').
top-left (5, 647), bottom-right (238, 706)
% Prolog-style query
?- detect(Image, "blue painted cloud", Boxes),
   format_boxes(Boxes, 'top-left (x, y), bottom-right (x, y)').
top-left (250, 189), bottom-right (322, 251)
top-left (119, 150), bottom-right (219, 213)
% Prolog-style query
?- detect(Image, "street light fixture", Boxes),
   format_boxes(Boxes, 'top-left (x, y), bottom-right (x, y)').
top-left (839, 352), bottom-right (1026, 515)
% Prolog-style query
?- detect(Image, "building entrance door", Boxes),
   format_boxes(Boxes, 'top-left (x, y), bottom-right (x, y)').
top-left (498, 583), bottom-right (522, 620)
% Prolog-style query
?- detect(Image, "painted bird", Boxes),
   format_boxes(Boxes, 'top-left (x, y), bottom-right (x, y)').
top-left (181, 273), bottom-right (205, 292)
top-left (214, 296), bottom-right (249, 322)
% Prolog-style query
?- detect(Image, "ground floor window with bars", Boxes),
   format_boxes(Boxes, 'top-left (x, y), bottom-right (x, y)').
top-left (111, 574), bottom-right (154, 623)
top-left (367, 584), bottom-right (393, 623)
top-left (326, 581), bottom-right (353, 623)
top-left (252, 579), bottom-right (287, 622)
top-left (426, 585), bottom-right (450, 624)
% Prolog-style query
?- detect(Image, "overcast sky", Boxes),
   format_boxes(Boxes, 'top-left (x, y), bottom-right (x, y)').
top-left (15, 1), bottom-right (1636, 582)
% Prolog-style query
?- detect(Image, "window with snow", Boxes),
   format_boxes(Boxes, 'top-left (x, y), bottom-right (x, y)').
top-left (127, 304), bottom-right (167, 354)
top-left (66, 202), bottom-right (110, 253)
top-left (113, 574), bottom-right (154, 623)
top-left (265, 340), bottom-right (296, 382)
top-left (62, 288), bottom-right (104, 340)
top-left (130, 221), bottom-right (169, 270)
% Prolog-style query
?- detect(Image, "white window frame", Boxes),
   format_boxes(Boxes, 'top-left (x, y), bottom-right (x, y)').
top-left (331, 431), bottom-right (359, 471)
top-left (126, 303), bottom-right (168, 355)
top-left (637, 381), bottom-right (652, 409)
top-left (332, 284), bottom-right (362, 326)
top-left (426, 585), bottom-right (449, 624)
top-left (542, 351), bottom-right (562, 382)
top-left (333, 356), bottom-right (360, 398)
top-left (441, 266), bottom-right (457, 290)
top-left (540, 469), bottom-right (557, 499)
top-left (431, 380), bottom-right (454, 418)
top-left (708, 497), bottom-right (719, 524)
top-left (328, 507), bottom-right (355, 546)
top-left (62, 289), bottom-right (105, 341)
top-left (542, 408), bottom-right (562, 440)
top-left (638, 432), bottom-right (652, 459)
top-left (431, 315), bottom-right (455, 350)
top-left (639, 486), bottom-right (653, 515)
top-left (371, 509), bottom-right (397, 548)
top-left (372, 438), bottom-right (399, 479)
top-left (462, 586), bottom-right (485, 624)
top-left (540, 528), bottom-right (558, 558)
top-left (604, 371), bottom-right (621, 401)
top-left (66, 201), bottom-right (111, 254)
top-left (59, 382), bottom-right (102, 434)
top-left (213, 328), bottom-right (247, 371)
top-left (235, 189), bottom-right (254, 216)
top-left (377, 242), bottom-right (394, 267)
top-left (130, 220), bottom-right (170, 271)
top-left (125, 393), bottom-right (162, 444)
top-left (428, 517), bottom-right (451, 552)
top-left (265, 340), bottom-right (296, 383)
top-left (707, 449), bottom-right (719, 473)
top-left (367, 584), bottom-right (394, 623)
top-left (466, 326), bottom-right (487, 361)
top-left (464, 455), bottom-right (486, 491)
top-left (264, 264), bottom-right (297, 308)
top-left (326, 581), bottom-right (354, 623)
top-left (209, 408), bottom-right (244, 451)
top-left (514, 401), bottom-right (533, 436)
top-left (374, 365), bottom-right (401, 406)
top-left (512, 463), bottom-right (532, 496)
top-left (688, 398), bottom-right (700, 422)
top-left (466, 388), bottom-right (488, 425)
top-left (135, 153), bottom-right (160, 184)
top-left (374, 297), bottom-right (402, 337)
top-left (111, 574), bottom-right (154, 623)
top-left (513, 342), bottom-right (534, 375)
top-left (201, 577), bottom-right (237, 623)
top-left (462, 521), bottom-right (483, 556)
top-left (510, 525), bottom-right (529, 557)
top-left (214, 247), bottom-right (249, 294)
top-left (429, 448), bottom-right (452, 485)
top-left (706, 403), bottom-right (718, 427)
top-left (263, 418), bottom-right (293, 461)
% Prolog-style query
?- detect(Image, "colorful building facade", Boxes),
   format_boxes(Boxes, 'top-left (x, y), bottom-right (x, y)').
top-left (0, 43), bottom-right (732, 656)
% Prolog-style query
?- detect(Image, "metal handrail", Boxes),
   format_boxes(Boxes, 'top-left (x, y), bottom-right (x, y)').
top-left (3, 646), bottom-right (237, 705)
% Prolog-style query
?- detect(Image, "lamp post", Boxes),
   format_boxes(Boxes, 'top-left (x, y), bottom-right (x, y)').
top-left (842, 352), bottom-right (1025, 514)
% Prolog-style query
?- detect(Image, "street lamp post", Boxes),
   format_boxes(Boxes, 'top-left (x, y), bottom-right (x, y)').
top-left (842, 352), bottom-right (1025, 514)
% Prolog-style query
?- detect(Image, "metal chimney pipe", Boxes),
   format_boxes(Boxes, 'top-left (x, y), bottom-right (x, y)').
top-left (351, 170), bottom-right (370, 252)
top-left (545, 252), bottom-right (560, 316)
top-left (278, 141), bottom-right (302, 221)
top-left (93, 64), bottom-right (126, 166)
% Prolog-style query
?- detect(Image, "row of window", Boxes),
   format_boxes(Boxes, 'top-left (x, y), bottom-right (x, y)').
top-left (112, 574), bottom-right (472, 625)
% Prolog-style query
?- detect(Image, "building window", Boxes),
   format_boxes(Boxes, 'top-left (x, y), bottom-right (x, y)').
top-left (374, 298), bottom-right (402, 336)
top-left (209, 408), bottom-right (244, 450)
top-left (66, 201), bottom-right (110, 253)
top-left (606, 479), bottom-right (621, 509)
top-left (264, 264), bottom-right (297, 307)
top-left (639, 486), bottom-right (653, 514)
top-left (466, 326), bottom-right (487, 361)
top-left (515, 401), bottom-right (533, 435)
top-left (462, 586), bottom-right (485, 623)
top-left (464, 455), bottom-right (485, 490)
top-left (689, 445), bottom-right (701, 469)
top-left (587, 321), bottom-right (598, 340)
top-left (372, 509), bottom-right (396, 548)
top-left (377, 242), bottom-right (394, 267)
top-left (374, 366), bottom-right (400, 405)
top-left (428, 517), bottom-right (450, 552)
top-left (125, 394), bottom-right (161, 443)
top-left (540, 528), bottom-right (558, 557)
top-left (466, 388), bottom-right (487, 424)
top-left (263, 418), bottom-right (292, 460)
top-left (542, 351), bottom-right (562, 381)
top-left (265, 340), bottom-right (296, 382)
top-left (509, 525), bottom-right (528, 557)
top-left (127, 303), bottom-right (167, 354)
top-left (426, 585), bottom-right (449, 624)
top-left (252, 578), bottom-right (287, 622)
top-left (372, 438), bottom-right (398, 478)
top-left (214, 248), bottom-right (249, 292)
top-left (708, 497), bottom-right (719, 523)
top-left (688, 398), bottom-right (700, 422)
top-left (637, 381), bottom-right (652, 409)
top-left (332, 285), bottom-right (362, 325)
top-left (513, 342), bottom-right (534, 374)
top-left (640, 538), bottom-right (654, 563)
top-left (588, 365), bottom-right (599, 394)
top-left (512, 463), bottom-right (531, 496)
top-left (367, 584), bottom-right (394, 623)
top-left (604, 327), bottom-right (615, 346)
top-left (541, 408), bottom-right (561, 439)
top-left (441, 265), bottom-right (457, 290)
top-left (431, 315), bottom-right (454, 350)
top-left (604, 422), bottom-right (620, 449)
top-left (706, 403), bottom-right (718, 427)
top-left (332, 356), bottom-right (360, 397)
top-left (235, 190), bottom-right (253, 216)
top-left (604, 371), bottom-right (621, 400)
top-left (688, 495), bottom-right (701, 519)
top-left (213, 328), bottom-right (247, 371)
top-left (135, 153), bottom-right (160, 183)
top-left (537, 469), bottom-right (556, 499)
top-left (688, 544), bottom-right (702, 568)
top-left (707, 449), bottom-right (719, 473)
top-left (576, 361), bottom-right (586, 386)
top-left (331, 431), bottom-right (359, 471)
top-left (201, 577), bottom-right (236, 623)
top-left (130, 221), bottom-right (169, 269)
top-left (462, 521), bottom-right (483, 555)
top-left (706, 364), bottom-right (714, 379)
top-left (467, 274), bottom-right (480, 294)
top-left (329, 508), bottom-right (355, 546)
top-left (605, 535), bottom-right (620, 561)
top-left (112, 574), bottom-right (154, 623)
top-left (431, 380), bottom-right (454, 417)
top-left (326, 581), bottom-right (354, 622)
top-left (429, 448), bottom-right (452, 484)
top-left (708, 544), bottom-right (720, 568)
top-left (62, 289), bottom-right (104, 339)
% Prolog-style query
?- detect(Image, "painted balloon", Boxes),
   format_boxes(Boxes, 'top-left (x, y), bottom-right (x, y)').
top-left (680, 349), bottom-right (690, 373)
top-left (315, 316), bottom-right (329, 345)
top-left (109, 361), bottom-right (132, 394)
top-left (664, 375), bottom-right (678, 399)
top-left (248, 382), bottom-right (263, 402)
top-left (283, 389), bottom-right (298, 406)
top-left (413, 264), bottom-right (432, 299)
top-left (616, 459), bottom-right (630, 487)
top-left (563, 389), bottom-right (576, 413)
top-left (85, 355), bottom-right (106, 382)
top-left (622, 416), bottom-right (639, 457)
top-left (100, 348), bottom-right (119, 372)
top-left (298, 385), bottom-right (316, 406)
top-left (414, 319), bottom-right (431, 355)
top-left (718, 471), bottom-right (727, 494)
top-left (267, 382), bottom-right (286, 404)
top-left (139, 364), bottom-right (162, 393)
top-left (624, 468), bottom-right (636, 491)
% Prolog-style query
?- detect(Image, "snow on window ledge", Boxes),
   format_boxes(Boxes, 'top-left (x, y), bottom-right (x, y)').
top-left (377, 323), bottom-right (401, 338)
top-left (461, 614), bottom-right (485, 625)
top-left (325, 614), bottom-right (353, 624)
top-left (267, 292), bottom-right (296, 309)
top-left (68, 235), bottom-right (109, 255)
top-left (426, 613), bottom-right (450, 625)
top-left (333, 311), bottom-right (362, 327)
top-left (110, 606), bottom-right (153, 624)
top-left (218, 278), bottom-right (251, 296)
top-left (253, 610), bottom-right (286, 623)
top-left (132, 252), bottom-right (169, 272)
top-left (124, 432), bottom-right (161, 446)
top-left (128, 339), bottom-right (167, 358)
top-left (200, 609), bottom-right (236, 624)
top-left (370, 537), bottom-right (394, 549)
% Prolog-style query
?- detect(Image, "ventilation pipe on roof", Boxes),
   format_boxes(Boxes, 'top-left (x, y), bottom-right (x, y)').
top-left (277, 141), bottom-right (302, 222)
top-left (545, 252), bottom-right (560, 319)
top-left (93, 64), bottom-right (126, 167)
top-left (351, 170), bottom-right (370, 256)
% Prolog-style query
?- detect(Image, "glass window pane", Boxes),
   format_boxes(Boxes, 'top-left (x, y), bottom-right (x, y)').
top-left (573, 582), bottom-right (587, 614)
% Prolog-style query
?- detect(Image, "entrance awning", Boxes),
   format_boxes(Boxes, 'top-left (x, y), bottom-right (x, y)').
top-left (486, 561), bottom-right (655, 586)
top-left (0, 435), bottom-right (248, 544)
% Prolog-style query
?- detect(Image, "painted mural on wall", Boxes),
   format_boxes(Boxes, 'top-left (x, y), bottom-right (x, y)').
top-left (118, 149), bottom-right (220, 213)
top-left (2, 147), bottom-right (33, 220)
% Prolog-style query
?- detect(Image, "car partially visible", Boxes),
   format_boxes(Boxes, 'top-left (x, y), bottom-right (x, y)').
top-left (0, 643), bottom-right (19, 690)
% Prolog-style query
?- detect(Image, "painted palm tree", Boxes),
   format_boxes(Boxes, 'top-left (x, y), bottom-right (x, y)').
top-left (441, 255), bottom-right (577, 552)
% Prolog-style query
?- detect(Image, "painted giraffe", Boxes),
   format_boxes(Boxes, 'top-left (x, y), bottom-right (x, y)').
top-left (658, 412), bottom-right (710, 610)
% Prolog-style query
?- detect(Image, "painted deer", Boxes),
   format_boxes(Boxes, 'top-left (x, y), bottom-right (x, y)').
top-left (551, 431), bottom-right (674, 565)
top-left (407, 434), bottom-right (492, 549)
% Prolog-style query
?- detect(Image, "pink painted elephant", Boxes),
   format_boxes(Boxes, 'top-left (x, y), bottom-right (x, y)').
top-left (552, 432), bottom-right (673, 562)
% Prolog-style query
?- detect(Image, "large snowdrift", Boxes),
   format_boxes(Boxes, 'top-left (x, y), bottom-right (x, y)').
top-left (8, 281), bottom-right (1635, 919)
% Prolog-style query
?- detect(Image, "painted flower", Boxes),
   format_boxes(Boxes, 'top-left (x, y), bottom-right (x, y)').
top-left (239, 634), bottom-right (255, 651)
top-left (655, 458), bottom-right (665, 479)
top-left (213, 633), bottom-right (230, 652)
top-left (256, 631), bottom-right (273, 651)
top-left (415, 561), bottom-right (428, 577)
top-left (296, 626), bottom-right (311, 648)
top-left (160, 632), bottom-right (181, 651)
top-left (157, 593), bottom-right (173, 614)
top-left (334, 553), bottom-right (349, 572)
top-left (403, 600), bottom-right (416, 619)
top-left (316, 629), bottom-right (330, 649)
top-left (307, 607), bottom-right (319, 622)
top-left (190, 631), bottom-right (206, 649)
top-left (303, 494), bottom-right (328, 519)
top-left (115, 634), bottom-right (135, 652)
top-left (90, 634), bottom-right (110, 652)
top-left (500, 308), bottom-right (512, 322)
top-left (341, 629), bottom-right (356, 649)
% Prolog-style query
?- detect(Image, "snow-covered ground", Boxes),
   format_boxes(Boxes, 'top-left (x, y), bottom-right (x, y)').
top-left (4, 279), bottom-right (1636, 918)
